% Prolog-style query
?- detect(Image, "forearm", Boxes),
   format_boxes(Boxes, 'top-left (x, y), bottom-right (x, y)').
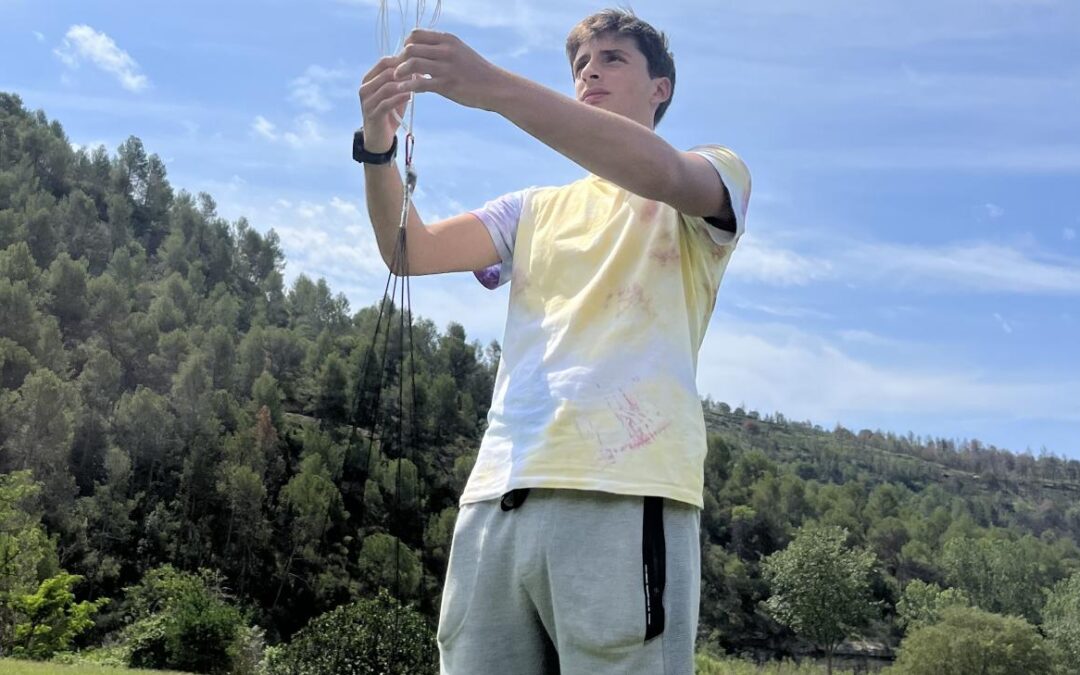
top-left (363, 162), bottom-right (424, 273)
top-left (490, 71), bottom-right (683, 202)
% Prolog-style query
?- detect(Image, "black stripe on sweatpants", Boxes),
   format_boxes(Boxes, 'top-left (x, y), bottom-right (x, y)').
top-left (500, 488), bottom-right (530, 511)
top-left (642, 496), bottom-right (666, 641)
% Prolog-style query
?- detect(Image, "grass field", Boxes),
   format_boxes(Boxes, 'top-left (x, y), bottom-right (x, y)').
top-left (696, 653), bottom-right (862, 674)
top-left (0, 654), bottom-right (858, 674)
top-left (0, 659), bottom-right (190, 675)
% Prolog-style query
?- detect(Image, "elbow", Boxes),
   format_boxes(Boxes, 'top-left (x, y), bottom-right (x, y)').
top-left (382, 249), bottom-right (425, 277)
top-left (381, 250), bottom-right (404, 277)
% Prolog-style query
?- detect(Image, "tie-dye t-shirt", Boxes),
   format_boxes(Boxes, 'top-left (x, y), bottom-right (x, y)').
top-left (464, 145), bottom-right (750, 508)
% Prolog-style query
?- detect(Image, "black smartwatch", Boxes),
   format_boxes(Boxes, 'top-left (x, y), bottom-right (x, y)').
top-left (352, 129), bottom-right (397, 165)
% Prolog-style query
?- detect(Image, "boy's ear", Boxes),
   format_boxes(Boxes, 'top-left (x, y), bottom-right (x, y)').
top-left (651, 77), bottom-right (672, 106)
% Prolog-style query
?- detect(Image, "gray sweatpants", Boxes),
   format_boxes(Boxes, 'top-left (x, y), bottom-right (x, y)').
top-left (438, 488), bottom-right (701, 674)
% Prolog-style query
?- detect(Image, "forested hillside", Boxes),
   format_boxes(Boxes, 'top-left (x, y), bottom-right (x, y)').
top-left (1, 92), bottom-right (1078, 673)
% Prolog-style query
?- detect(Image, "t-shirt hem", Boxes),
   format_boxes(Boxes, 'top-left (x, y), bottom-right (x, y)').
top-left (459, 477), bottom-right (704, 509)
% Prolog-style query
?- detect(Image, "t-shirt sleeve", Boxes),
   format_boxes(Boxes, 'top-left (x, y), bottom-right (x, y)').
top-left (470, 189), bottom-right (526, 289)
top-left (689, 145), bottom-right (751, 246)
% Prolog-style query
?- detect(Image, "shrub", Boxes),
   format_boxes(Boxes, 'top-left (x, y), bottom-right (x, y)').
top-left (1043, 571), bottom-right (1080, 672)
top-left (895, 580), bottom-right (970, 631)
top-left (228, 624), bottom-right (268, 675)
top-left (888, 606), bottom-right (1056, 675)
top-left (266, 590), bottom-right (437, 675)
top-left (8, 572), bottom-right (107, 659)
top-left (121, 566), bottom-right (247, 674)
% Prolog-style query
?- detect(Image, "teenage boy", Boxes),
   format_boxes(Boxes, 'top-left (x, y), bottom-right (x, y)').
top-left (357, 9), bottom-right (750, 674)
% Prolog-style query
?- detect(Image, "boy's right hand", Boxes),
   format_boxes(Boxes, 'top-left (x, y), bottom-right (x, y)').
top-left (359, 56), bottom-right (410, 154)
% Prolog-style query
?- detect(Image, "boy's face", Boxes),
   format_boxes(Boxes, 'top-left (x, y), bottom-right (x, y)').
top-left (571, 33), bottom-right (670, 129)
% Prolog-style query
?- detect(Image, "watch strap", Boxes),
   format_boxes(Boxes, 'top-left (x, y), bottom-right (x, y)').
top-left (353, 129), bottom-right (397, 165)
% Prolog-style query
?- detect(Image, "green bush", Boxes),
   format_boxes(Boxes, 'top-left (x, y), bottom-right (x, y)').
top-left (266, 589), bottom-right (437, 675)
top-left (1043, 571), bottom-right (1080, 672)
top-left (121, 566), bottom-right (248, 674)
top-left (7, 572), bottom-right (107, 660)
top-left (227, 624), bottom-right (267, 675)
top-left (887, 606), bottom-right (1057, 675)
top-left (49, 644), bottom-right (131, 667)
top-left (895, 580), bottom-right (970, 632)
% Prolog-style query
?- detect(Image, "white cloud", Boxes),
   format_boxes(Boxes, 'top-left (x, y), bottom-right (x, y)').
top-left (697, 316), bottom-right (1080, 433)
top-left (985, 203), bottom-right (1005, 219)
top-left (330, 196), bottom-right (361, 218)
top-left (296, 202), bottom-right (327, 220)
top-left (993, 312), bottom-right (1013, 334)
top-left (738, 232), bottom-right (1080, 295)
top-left (844, 240), bottom-right (1080, 294)
top-left (53, 25), bottom-right (149, 92)
top-left (5, 87), bottom-right (215, 121)
top-left (252, 115), bottom-right (278, 141)
top-left (727, 234), bottom-right (834, 286)
top-left (282, 115), bottom-right (323, 149)
top-left (251, 114), bottom-right (323, 149)
top-left (213, 189), bottom-right (386, 287)
top-left (1065, 227), bottom-right (1077, 241)
top-left (33, 31), bottom-right (45, 42)
top-left (290, 65), bottom-right (352, 112)
top-left (733, 300), bottom-right (832, 320)
top-left (69, 139), bottom-right (109, 153)
top-left (835, 329), bottom-right (904, 347)
top-left (806, 145), bottom-right (1080, 173)
top-left (210, 184), bottom-right (511, 343)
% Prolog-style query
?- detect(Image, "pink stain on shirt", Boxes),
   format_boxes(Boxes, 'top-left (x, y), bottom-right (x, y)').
top-left (597, 389), bottom-right (672, 463)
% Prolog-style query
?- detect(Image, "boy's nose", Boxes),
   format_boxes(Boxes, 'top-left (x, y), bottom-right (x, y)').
top-left (579, 59), bottom-right (602, 82)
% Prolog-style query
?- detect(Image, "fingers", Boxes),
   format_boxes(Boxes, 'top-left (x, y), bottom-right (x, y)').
top-left (404, 28), bottom-right (451, 45)
top-left (363, 55), bottom-right (400, 82)
top-left (362, 45), bottom-right (438, 103)
top-left (400, 42), bottom-right (444, 61)
top-left (397, 77), bottom-right (429, 95)
top-left (360, 32), bottom-right (458, 112)
top-left (364, 79), bottom-right (408, 117)
top-left (360, 66), bottom-right (397, 102)
top-left (370, 91), bottom-right (412, 121)
top-left (395, 55), bottom-right (442, 80)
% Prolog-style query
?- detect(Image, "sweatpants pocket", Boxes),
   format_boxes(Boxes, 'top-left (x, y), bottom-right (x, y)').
top-left (549, 495), bottom-right (667, 655)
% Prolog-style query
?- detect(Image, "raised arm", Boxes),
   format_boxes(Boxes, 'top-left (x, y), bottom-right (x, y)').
top-left (394, 30), bottom-right (729, 221)
top-left (359, 57), bottom-right (499, 276)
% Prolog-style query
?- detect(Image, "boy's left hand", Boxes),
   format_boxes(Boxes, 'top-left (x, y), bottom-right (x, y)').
top-left (394, 29), bottom-right (505, 110)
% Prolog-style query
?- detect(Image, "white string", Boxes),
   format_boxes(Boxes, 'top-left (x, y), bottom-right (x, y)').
top-left (376, 0), bottom-right (441, 230)
top-left (377, 0), bottom-right (442, 57)
top-left (368, 0), bottom-right (444, 614)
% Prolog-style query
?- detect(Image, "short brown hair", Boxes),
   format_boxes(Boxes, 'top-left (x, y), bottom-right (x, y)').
top-left (565, 9), bottom-right (676, 126)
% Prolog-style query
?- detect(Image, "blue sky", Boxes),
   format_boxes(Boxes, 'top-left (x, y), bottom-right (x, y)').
top-left (3, 0), bottom-right (1079, 460)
